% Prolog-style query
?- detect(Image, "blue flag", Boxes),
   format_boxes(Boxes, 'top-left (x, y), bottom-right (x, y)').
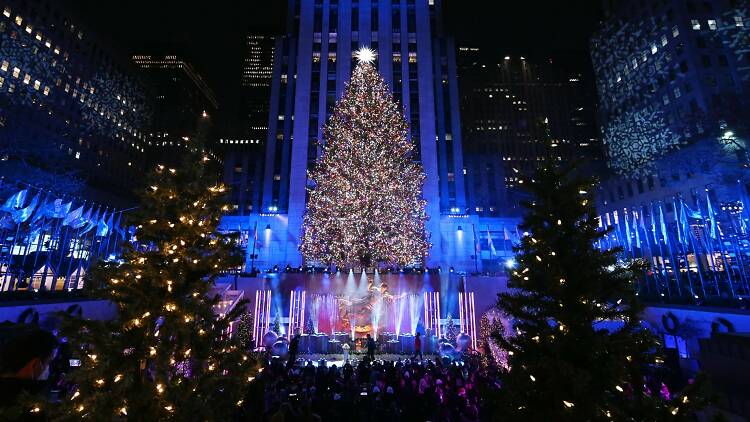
top-left (81, 207), bottom-right (101, 235)
top-left (624, 211), bottom-right (632, 251)
top-left (706, 192), bottom-right (717, 239)
top-left (678, 200), bottom-right (689, 245)
top-left (113, 212), bottom-right (124, 237)
top-left (96, 211), bottom-right (111, 237)
top-left (633, 211), bottom-right (641, 249)
top-left (1, 189), bottom-right (28, 212)
top-left (63, 205), bottom-right (85, 227)
top-left (11, 193), bottom-right (39, 223)
top-left (649, 204), bottom-right (658, 244)
top-left (659, 204), bottom-right (668, 244)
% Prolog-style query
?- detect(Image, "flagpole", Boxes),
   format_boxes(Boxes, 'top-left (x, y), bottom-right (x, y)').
top-left (102, 210), bottom-right (117, 259)
top-left (471, 223), bottom-right (479, 274)
top-left (42, 207), bottom-right (66, 291)
top-left (676, 198), bottom-right (696, 297)
top-left (63, 203), bottom-right (89, 290)
top-left (685, 198), bottom-right (707, 298)
top-left (3, 189), bottom-right (40, 290)
top-left (250, 220), bottom-right (258, 275)
top-left (1, 223), bottom-right (23, 291)
top-left (656, 203), bottom-right (672, 297)
top-left (638, 205), bottom-right (653, 294)
top-left (695, 193), bottom-right (720, 295)
top-left (729, 215), bottom-right (750, 295)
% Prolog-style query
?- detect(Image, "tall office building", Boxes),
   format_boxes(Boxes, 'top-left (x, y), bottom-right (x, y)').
top-left (591, 0), bottom-right (750, 217)
top-left (241, 34), bottom-right (275, 139)
top-left (458, 48), bottom-right (601, 216)
top-left (229, 0), bottom-right (472, 268)
top-left (220, 34), bottom-right (276, 216)
top-left (0, 0), bottom-right (151, 203)
top-left (131, 54), bottom-right (218, 158)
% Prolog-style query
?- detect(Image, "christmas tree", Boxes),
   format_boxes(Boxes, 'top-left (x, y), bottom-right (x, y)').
top-left (50, 144), bottom-right (259, 419)
top-left (444, 313), bottom-right (458, 344)
top-left (271, 313), bottom-right (282, 336)
top-left (300, 48), bottom-right (430, 268)
top-left (304, 317), bottom-right (315, 335)
top-left (492, 162), bottom-right (710, 420)
top-left (236, 312), bottom-right (254, 349)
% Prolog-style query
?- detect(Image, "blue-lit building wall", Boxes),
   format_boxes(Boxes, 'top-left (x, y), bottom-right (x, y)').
top-left (592, 0), bottom-right (749, 177)
top-left (221, 0), bottom-right (504, 271)
top-left (591, 0), bottom-right (750, 298)
top-left (0, 0), bottom-right (153, 201)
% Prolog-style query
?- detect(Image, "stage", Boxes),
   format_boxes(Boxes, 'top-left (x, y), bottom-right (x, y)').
top-left (225, 271), bottom-right (509, 354)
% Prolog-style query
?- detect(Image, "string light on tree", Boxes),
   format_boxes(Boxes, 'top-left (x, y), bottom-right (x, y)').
top-left (47, 137), bottom-right (261, 420)
top-left (300, 49), bottom-right (429, 268)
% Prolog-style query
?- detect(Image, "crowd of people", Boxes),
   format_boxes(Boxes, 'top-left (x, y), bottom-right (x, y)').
top-left (244, 354), bottom-right (492, 421)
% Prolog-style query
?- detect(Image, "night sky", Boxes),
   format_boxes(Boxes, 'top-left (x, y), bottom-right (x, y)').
top-left (71, 0), bottom-right (601, 123)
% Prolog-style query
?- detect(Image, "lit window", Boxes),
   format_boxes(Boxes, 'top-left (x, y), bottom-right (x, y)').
top-left (708, 19), bottom-right (717, 30)
top-left (14, 16), bottom-right (22, 26)
top-left (25, 25), bottom-right (31, 34)
top-left (735, 16), bottom-right (744, 27)
top-left (673, 87), bottom-right (681, 98)
top-left (0, 76), bottom-right (4, 87)
top-left (672, 25), bottom-right (679, 37)
top-left (43, 86), bottom-right (49, 95)
top-left (33, 80), bottom-right (40, 90)
top-left (35, 32), bottom-right (41, 41)
top-left (0, 61), bottom-right (7, 72)
top-left (2, 7), bottom-right (10, 18)
top-left (273, 174), bottom-right (281, 181)
top-left (651, 44), bottom-right (658, 54)
top-left (691, 19), bottom-right (701, 30)
top-left (661, 35), bottom-right (668, 46)
top-left (663, 94), bottom-right (670, 105)
top-left (75, 151), bottom-right (80, 159)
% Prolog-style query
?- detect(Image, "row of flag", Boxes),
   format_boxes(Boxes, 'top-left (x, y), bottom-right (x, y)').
top-left (0, 189), bottom-right (125, 238)
top-left (600, 190), bottom-right (723, 255)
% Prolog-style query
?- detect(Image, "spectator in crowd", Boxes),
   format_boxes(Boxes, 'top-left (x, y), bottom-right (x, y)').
top-left (244, 355), bottom-right (490, 421)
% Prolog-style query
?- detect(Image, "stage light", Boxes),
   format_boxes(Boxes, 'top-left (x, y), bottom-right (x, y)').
top-left (505, 258), bottom-right (516, 269)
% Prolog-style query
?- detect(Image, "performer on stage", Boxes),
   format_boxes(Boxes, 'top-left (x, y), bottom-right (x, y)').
top-left (287, 329), bottom-right (301, 370)
top-left (413, 332), bottom-right (423, 361)
top-left (366, 334), bottom-right (376, 361)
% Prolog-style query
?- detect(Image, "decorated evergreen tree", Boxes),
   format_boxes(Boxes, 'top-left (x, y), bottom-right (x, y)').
top-left (271, 313), bottom-right (282, 336)
top-left (49, 144), bottom-right (259, 420)
top-left (236, 312), bottom-right (254, 349)
top-left (492, 162), bottom-right (710, 420)
top-left (444, 313), bottom-right (458, 344)
top-left (300, 48), bottom-right (429, 268)
top-left (304, 317), bottom-right (315, 335)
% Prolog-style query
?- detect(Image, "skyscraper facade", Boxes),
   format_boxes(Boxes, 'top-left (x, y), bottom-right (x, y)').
top-left (458, 48), bottom-right (601, 216)
top-left (241, 34), bottom-right (275, 142)
top-left (589, 0), bottom-right (750, 301)
top-left (221, 34), bottom-right (276, 216)
top-left (222, 0), bottom-right (478, 269)
top-left (131, 54), bottom-right (218, 160)
top-left (0, 0), bottom-right (152, 202)
top-left (592, 0), bottom-right (749, 178)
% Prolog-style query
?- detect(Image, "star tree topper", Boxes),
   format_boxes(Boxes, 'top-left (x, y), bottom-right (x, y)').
top-left (355, 46), bottom-right (377, 64)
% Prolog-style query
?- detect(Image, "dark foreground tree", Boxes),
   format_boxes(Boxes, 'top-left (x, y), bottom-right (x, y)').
top-left (47, 144), bottom-right (259, 420)
top-left (492, 162), bottom-right (711, 421)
